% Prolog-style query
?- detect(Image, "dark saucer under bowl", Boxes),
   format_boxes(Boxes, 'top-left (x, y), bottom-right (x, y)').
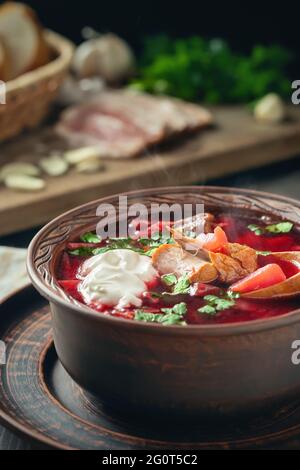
top-left (1, 285), bottom-right (300, 449)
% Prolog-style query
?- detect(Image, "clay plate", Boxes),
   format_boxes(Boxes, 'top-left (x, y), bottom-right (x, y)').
top-left (2, 285), bottom-right (300, 449)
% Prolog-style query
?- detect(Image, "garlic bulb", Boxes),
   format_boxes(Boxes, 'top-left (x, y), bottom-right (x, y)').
top-left (254, 93), bottom-right (286, 124)
top-left (72, 34), bottom-right (135, 83)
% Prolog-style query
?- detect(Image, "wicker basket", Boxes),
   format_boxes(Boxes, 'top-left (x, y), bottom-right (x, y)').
top-left (0, 30), bottom-right (74, 142)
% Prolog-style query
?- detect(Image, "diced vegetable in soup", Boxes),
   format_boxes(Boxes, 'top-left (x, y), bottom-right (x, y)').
top-left (56, 214), bottom-right (300, 325)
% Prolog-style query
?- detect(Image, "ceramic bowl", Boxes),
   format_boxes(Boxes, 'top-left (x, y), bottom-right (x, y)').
top-left (27, 186), bottom-right (300, 421)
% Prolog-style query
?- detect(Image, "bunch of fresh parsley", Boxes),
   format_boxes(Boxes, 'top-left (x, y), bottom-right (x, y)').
top-left (130, 35), bottom-right (291, 103)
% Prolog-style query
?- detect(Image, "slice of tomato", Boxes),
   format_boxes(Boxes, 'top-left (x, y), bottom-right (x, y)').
top-left (230, 264), bottom-right (286, 294)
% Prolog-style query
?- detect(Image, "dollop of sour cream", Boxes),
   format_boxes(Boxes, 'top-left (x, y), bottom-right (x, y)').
top-left (78, 249), bottom-right (157, 309)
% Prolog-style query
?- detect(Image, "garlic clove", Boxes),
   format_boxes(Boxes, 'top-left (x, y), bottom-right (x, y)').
top-left (75, 158), bottom-right (105, 173)
top-left (4, 174), bottom-right (46, 191)
top-left (39, 155), bottom-right (69, 176)
top-left (0, 162), bottom-right (40, 181)
top-left (254, 93), bottom-right (286, 124)
top-left (63, 147), bottom-right (103, 164)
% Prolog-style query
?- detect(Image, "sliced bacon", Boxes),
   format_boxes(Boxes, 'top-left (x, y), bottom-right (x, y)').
top-left (56, 90), bottom-right (212, 159)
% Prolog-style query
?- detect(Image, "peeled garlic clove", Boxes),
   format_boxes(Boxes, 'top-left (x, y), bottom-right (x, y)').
top-left (4, 174), bottom-right (46, 191)
top-left (254, 93), bottom-right (286, 123)
top-left (40, 155), bottom-right (69, 176)
top-left (63, 147), bottom-right (102, 164)
top-left (0, 162), bottom-right (40, 181)
top-left (75, 158), bottom-right (105, 173)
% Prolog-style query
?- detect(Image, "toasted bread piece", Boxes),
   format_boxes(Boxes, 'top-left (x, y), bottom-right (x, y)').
top-left (152, 244), bottom-right (218, 283)
top-left (0, 2), bottom-right (50, 80)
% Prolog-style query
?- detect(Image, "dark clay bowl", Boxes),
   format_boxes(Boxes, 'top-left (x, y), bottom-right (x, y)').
top-left (27, 186), bottom-right (300, 421)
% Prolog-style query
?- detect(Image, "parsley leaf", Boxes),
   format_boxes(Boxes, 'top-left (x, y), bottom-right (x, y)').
top-left (69, 247), bottom-right (99, 256)
top-left (248, 222), bottom-right (293, 236)
top-left (134, 309), bottom-right (186, 325)
top-left (265, 222), bottom-right (293, 234)
top-left (161, 302), bottom-right (187, 316)
top-left (173, 273), bottom-right (190, 295)
top-left (80, 232), bottom-right (102, 243)
top-left (248, 224), bottom-right (264, 235)
top-left (227, 291), bottom-right (240, 300)
top-left (144, 247), bottom-right (158, 257)
top-left (139, 233), bottom-right (174, 248)
top-left (198, 292), bottom-right (238, 316)
top-left (161, 273), bottom-right (177, 286)
top-left (198, 305), bottom-right (216, 315)
top-left (256, 250), bottom-right (272, 256)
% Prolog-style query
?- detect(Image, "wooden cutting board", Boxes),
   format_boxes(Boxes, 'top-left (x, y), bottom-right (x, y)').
top-left (1, 105), bottom-right (300, 236)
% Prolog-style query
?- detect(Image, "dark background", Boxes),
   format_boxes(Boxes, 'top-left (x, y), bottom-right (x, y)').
top-left (13, 0), bottom-right (300, 76)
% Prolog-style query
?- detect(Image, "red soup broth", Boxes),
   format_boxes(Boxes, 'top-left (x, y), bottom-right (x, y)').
top-left (56, 214), bottom-right (300, 325)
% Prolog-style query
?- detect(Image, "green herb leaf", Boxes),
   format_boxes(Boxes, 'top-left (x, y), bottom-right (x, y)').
top-left (265, 222), bottom-right (293, 234)
top-left (248, 222), bottom-right (293, 236)
top-left (161, 302), bottom-right (187, 316)
top-left (134, 311), bottom-right (160, 323)
top-left (134, 310), bottom-right (185, 325)
top-left (139, 233), bottom-right (174, 248)
top-left (248, 224), bottom-right (264, 235)
top-left (173, 273), bottom-right (190, 295)
top-left (227, 290), bottom-right (240, 299)
top-left (256, 250), bottom-right (272, 256)
top-left (159, 313), bottom-right (185, 325)
top-left (80, 232), bottom-right (102, 243)
top-left (198, 291), bottom-right (238, 316)
top-left (172, 302), bottom-right (187, 315)
top-left (198, 305), bottom-right (216, 315)
top-left (69, 247), bottom-right (98, 256)
top-left (161, 273), bottom-right (177, 286)
top-left (143, 248), bottom-right (156, 257)
top-left (130, 35), bottom-right (291, 104)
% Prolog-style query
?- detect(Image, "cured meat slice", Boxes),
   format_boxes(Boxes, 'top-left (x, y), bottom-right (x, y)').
top-left (56, 90), bottom-right (213, 158)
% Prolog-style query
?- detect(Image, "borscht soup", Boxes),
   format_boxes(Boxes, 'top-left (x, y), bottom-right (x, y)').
top-left (56, 212), bottom-right (300, 325)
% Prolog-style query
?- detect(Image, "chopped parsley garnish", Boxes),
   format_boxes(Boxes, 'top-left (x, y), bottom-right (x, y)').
top-left (248, 222), bottom-right (293, 236)
top-left (256, 250), bottom-right (272, 256)
top-left (139, 232), bottom-right (174, 248)
top-left (161, 302), bottom-right (187, 316)
top-left (70, 232), bottom-right (175, 257)
top-left (172, 273), bottom-right (190, 295)
top-left (134, 302), bottom-right (187, 326)
top-left (161, 273), bottom-right (177, 286)
top-left (80, 232), bottom-right (102, 243)
top-left (198, 292), bottom-right (239, 315)
top-left (265, 222), bottom-right (293, 234)
top-left (248, 224), bottom-right (264, 235)
top-left (69, 247), bottom-right (100, 256)
top-left (70, 237), bottom-right (145, 256)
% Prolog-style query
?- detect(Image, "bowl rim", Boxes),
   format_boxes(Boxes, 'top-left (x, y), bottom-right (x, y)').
top-left (27, 185), bottom-right (300, 336)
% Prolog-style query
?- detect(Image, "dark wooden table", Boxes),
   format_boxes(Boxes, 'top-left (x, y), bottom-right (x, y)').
top-left (1, 156), bottom-right (299, 450)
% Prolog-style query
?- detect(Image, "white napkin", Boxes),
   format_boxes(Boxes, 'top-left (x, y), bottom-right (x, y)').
top-left (0, 246), bottom-right (29, 301)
